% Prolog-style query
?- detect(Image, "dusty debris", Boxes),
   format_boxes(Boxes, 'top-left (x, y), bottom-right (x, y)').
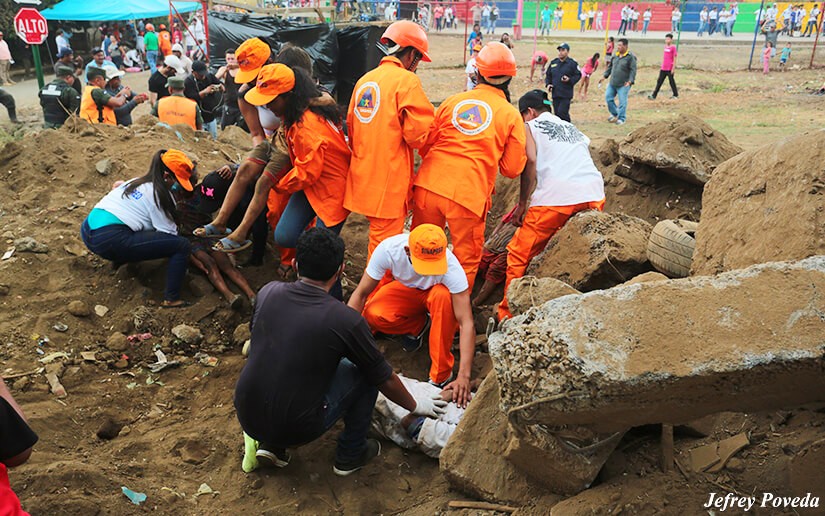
top-left (14, 237), bottom-right (49, 254)
top-left (67, 300), bottom-right (91, 317)
top-left (617, 271), bottom-right (669, 286)
top-left (689, 433), bottom-right (750, 473)
top-left (618, 114), bottom-right (742, 185)
top-left (491, 256), bottom-right (825, 432)
top-left (106, 332), bottom-right (129, 352)
top-left (692, 129), bottom-right (825, 275)
top-left (173, 325), bottom-right (203, 345)
top-left (527, 211), bottom-right (653, 291)
top-left (505, 277), bottom-right (579, 318)
top-left (45, 373), bottom-right (67, 398)
top-left (232, 323), bottom-right (251, 345)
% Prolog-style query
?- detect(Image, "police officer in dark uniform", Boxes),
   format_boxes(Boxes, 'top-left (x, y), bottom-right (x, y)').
top-left (544, 43), bottom-right (581, 123)
top-left (39, 66), bottom-right (81, 129)
top-left (54, 48), bottom-right (83, 96)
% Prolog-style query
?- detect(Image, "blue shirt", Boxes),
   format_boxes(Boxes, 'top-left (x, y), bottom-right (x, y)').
top-left (780, 47), bottom-right (791, 60)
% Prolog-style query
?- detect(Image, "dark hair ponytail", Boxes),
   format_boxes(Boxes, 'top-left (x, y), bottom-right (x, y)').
top-left (281, 67), bottom-right (341, 129)
top-left (590, 52), bottom-right (601, 67)
top-left (122, 149), bottom-right (178, 221)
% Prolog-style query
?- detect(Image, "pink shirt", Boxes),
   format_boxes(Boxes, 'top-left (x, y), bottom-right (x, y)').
top-left (582, 58), bottom-right (599, 75)
top-left (661, 45), bottom-right (677, 71)
top-left (0, 41), bottom-right (11, 61)
top-left (763, 47), bottom-right (772, 60)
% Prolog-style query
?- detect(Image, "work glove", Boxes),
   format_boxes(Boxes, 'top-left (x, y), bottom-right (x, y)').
top-left (412, 394), bottom-right (448, 419)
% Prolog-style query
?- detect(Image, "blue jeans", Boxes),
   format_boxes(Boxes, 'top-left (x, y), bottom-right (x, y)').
top-left (487, 18), bottom-right (497, 34)
top-left (642, 20), bottom-right (650, 34)
top-left (147, 50), bottom-right (159, 73)
top-left (81, 219), bottom-right (190, 301)
top-left (273, 190), bottom-right (346, 299)
top-left (321, 359), bottom-right (379, 463)
top-left (202, 119), bottom-right (217, 139)
top-left (672, 20), bottom-right (679, 32)
top-left (605, 83), bottom-right (631, 122)
top-left (697, 21), bottom-right (706, 36)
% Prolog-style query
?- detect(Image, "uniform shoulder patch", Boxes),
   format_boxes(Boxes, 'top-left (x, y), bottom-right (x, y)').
top-left (354, 81), bottom-right (381, 123)
top-left (451, 99), bottom-right (493, 136)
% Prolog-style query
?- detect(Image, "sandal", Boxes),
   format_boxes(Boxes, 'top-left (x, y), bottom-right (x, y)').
top-left (161, 300), bottom-right (192, 309)
top-left (228, 294), bottom-right (243, 311)
top-left (212, 237), bottom-right (252, 254)
top-left (193, 224), bottom-right (232, 239)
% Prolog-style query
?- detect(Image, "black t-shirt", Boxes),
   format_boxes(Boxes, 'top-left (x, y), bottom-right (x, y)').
top-left (234, 281), bottom-right (392, 446)
top-left (148, 71), bottom-right (172, 101)
top-left (0, 398), bottom-right (38, 463)
top-left (184, 73), bottom-right (222, 123)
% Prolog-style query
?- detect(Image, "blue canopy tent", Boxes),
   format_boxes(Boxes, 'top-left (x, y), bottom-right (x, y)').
top-left (41, 0), bottom-right (201, 21)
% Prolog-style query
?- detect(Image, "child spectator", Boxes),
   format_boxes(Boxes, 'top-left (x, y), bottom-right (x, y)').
top-left (779, 42), bottom-right (791, 71)
top-left (578, 52), bottom-right (600, 99)
top-left (763, 41), bottom-right (773, 74)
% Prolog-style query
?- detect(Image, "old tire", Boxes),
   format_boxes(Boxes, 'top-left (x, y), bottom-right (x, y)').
top-left (647, 219), bottom-right (698, 278)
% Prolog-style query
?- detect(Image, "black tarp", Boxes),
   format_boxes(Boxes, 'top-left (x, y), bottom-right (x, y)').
top-left (207, 11), bottom-right (384, 104)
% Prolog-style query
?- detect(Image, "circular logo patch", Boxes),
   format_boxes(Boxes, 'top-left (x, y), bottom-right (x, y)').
top-left (451, 99), bottom-right (493, 136)
top-left (354, 81), bottom-right (380, 124)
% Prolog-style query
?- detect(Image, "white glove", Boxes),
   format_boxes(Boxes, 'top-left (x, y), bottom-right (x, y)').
top-left (412, 395), bottom-right (448, 419)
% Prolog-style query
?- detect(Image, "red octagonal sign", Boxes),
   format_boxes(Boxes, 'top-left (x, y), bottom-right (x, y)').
top-left (14, 8), bottom-right (49, 45)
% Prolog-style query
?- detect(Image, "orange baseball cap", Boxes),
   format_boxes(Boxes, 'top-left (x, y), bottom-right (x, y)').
top-left (244, 64), bottom-right (295, 106)
top-left (161, 149), bottom-right (194, 192)
top-left (235, 38), bottom-right (272, 84)
top-left (409, 224), bottom-right (448, 276)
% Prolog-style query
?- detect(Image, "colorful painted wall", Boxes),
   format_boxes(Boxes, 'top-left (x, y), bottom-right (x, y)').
top-left (452, 1), bottom-right (823, 35)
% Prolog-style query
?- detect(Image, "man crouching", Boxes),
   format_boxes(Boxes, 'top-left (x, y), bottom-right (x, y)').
top-left (234, 227), bottom-right (447, 476)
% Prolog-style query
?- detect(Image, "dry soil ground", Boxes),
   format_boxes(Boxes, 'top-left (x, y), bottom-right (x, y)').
top-left (0, 31), bottom-right (823, 516)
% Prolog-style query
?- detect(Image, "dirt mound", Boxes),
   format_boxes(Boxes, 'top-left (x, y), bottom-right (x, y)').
top-left (692, 129), bottom-right (825, 276)
top-left (527, 211), bottom-right (653, 291)
top-left (619, 114), bottom-right (743, 185)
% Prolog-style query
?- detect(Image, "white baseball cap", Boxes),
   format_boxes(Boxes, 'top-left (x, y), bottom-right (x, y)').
top-left (163, 55), bottom-right (186, 76)
top-left (171, 43), bottom-right (184, 53)
top-left (105, 67), bottom-right (126, 81)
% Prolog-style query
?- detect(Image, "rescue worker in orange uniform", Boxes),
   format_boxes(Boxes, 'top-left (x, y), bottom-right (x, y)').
top-left (158, 24), bottom-right (173, 57)
top-left (80, 67), bottom-right (129, 125)
top-left (412, 42), bottom-right (527, 288)
top-left (345, 21), bottom-right (435, 259)
top-left (497, 90), bottom-right (605, 321)
top-left (245, 63), bottom-right (351, 298)
top-left (348, 224), bottom-right (476, 407)
top-left (152, 76), bottom-right (203, 131)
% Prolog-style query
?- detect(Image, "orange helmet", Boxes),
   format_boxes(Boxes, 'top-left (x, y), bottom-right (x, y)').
top-left (145, 23), bottom-right (155, 31)
top-left (380, 20), bottom-right (431, 62)
top-left (159, 24), bottom-right (167, 30)
top-left (475, 42), bottom-right (517, 83)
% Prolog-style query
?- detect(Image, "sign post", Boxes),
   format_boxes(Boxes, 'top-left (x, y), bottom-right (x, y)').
top-left (14, 7), bottom-right (49, 89)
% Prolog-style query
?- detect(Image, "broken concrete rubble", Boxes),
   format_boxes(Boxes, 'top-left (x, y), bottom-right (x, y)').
top-left (618, 114), bottom-right (742, 185)
top-left (505, 277), bottom-right (579, 318)
top-left (490, 256), bottom-right (825, 433)
top-left (692, 129), bottom-right (825, 276)
top-left (527, 211), bottom-right (653, 291)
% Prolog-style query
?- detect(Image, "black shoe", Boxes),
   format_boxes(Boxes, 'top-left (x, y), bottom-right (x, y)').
top-left (256, 446), bottom-right (291, 468)
top-left (333, 439), bottom-right (381, 476)
top-left (401, 315), bottom-right (430, 352)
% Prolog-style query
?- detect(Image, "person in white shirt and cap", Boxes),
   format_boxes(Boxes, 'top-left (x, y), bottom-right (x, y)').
top-left (171, 43), bottom-right (193, 75)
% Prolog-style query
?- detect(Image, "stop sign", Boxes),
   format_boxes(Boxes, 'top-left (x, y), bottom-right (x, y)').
top-left (14, 8), bottom-right (48, 45)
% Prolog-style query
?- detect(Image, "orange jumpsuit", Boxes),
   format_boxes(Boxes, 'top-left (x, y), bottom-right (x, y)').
top-left (275, 110), bottom-right (351, 227)
top-left (345, 56), bottom-right (434, 258)
top-left (159, 31), bottom-right (173, 56)
top-left (496, 200), bottom-right (605, 320)
top-left (413, 84), bottom-right (527, 287)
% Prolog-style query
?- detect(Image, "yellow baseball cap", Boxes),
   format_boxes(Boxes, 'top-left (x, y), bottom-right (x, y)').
top-left (409, 224), bottom-right (448, 276)
top-left (244, 64), bottom-right (295, 106)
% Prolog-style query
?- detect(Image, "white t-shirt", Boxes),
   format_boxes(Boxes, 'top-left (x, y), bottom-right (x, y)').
top-left (93, 181), bottom-right (178, 235)
top-left (465, 57), bottom-right (477, 91)
top-left (672, 10), bottom-right (682, 21)
top-left (709, 10), bottom-right (718, 20)
top-left (56, 35), bottom-right (71, 54)
top-left (366, 234), bottom-right (469, 294)
top-left (527, 112), bottom-right (605, 208)
top-left (643, 11), bottom-right (652, 21)
top-left (257, 106), bottom-right (280, 136)
top-left (632, 10), bottom-right (640, 20)
top-left (700, 10), bottom-right (708, 21)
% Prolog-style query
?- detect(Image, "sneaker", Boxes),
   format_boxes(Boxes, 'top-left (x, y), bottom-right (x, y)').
top-left (428, 372), bottom-right (454, 389)
top-left (607, 116), bottom-right (617, 123)
top-left (671, 95), bottom-right (679, 99)
top-left (647, 94), bottom-right (656, 100)
top-left (401, 315), bottom-right (430, 352)
top-left (256, 446), bottom-right (291, 468)
top-left (333, 439), bottom-right (381, 476)
top-left (615, 120), bottom-right (626, 126)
